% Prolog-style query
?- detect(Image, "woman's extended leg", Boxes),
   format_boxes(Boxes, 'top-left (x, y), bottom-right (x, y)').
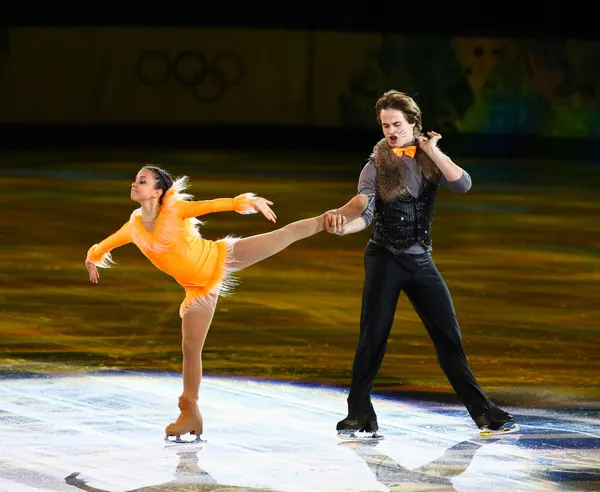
top-left (165, 292), bottom-right (218, 439)
top-left (166, 213), bottom-right (325, 439)
top-left (231, 214), bottom-right (325, 271)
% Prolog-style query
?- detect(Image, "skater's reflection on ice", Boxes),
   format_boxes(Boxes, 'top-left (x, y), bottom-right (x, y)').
top-left (64, 447), bottom-right (281, 492)
top-left (339, 438), bottom-right (487, 491)
top-left (63, 439), bottom-right (488, 492)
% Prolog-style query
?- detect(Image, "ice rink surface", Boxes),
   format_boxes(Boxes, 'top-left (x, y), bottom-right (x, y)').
top-left (1, 373), bottom-right (599, 491)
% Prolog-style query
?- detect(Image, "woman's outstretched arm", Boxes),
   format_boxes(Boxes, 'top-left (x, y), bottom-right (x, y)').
top-left (176, 193), bottom-right (276, 223)
top-left (85, 221), bottom-right (132, 283)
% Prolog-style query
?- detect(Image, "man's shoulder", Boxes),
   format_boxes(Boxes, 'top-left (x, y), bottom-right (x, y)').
top-left (360, 158), bottom-right (374, 170)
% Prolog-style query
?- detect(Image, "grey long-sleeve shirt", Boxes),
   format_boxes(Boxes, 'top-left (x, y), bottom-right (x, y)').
top-left (358, 156), bottom-right (472, 254)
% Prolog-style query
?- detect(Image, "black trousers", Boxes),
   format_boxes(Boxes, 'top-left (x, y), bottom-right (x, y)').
top-left (347, 241), bottom-right (498, 423)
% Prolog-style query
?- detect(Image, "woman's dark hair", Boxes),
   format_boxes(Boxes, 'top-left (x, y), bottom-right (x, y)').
top-left (144, 165), bottom-right (173, 204)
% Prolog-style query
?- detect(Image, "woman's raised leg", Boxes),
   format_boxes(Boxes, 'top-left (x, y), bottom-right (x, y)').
top-left (231, 214), bottom-right (325, 271)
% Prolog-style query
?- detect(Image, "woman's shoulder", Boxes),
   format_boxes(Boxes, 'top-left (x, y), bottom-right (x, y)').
top-left (165, 176), bottom-right (195, 203)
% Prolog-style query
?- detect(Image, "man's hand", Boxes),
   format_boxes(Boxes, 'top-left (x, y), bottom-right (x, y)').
top-left (416, 131), bottom-right (442, 156)
top-left (324, 210), bottom-right (347, 235)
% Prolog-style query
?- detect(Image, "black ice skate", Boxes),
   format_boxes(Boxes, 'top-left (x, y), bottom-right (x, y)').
top-left (475, 410), bottom-right (519, 437)
top-left (336, 411), bottom-right (384, 441)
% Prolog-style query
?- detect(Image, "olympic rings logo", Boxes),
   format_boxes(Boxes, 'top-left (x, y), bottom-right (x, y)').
top-left (135, 49), bottom-right (245, 102)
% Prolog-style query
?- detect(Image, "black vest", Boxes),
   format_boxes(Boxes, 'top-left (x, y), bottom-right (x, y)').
top-left (371, 178), bottom-right (438, 254)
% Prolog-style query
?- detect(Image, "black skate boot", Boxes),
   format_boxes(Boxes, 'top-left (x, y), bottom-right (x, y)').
top-left (475, 405), bottom-right (519, 437)
top-left (336, 402), bottom-right (383, 441)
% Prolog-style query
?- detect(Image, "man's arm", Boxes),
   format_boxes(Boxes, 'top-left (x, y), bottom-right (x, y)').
top-left (429, 149), bottom-right (465, 182)
top-left (325, 161), bottom-right (376, 235)
top-left (338, 216), bottom-right (369, 235)
top-left (332, 194), bottom-right (369, 222)
top-left (439, 167), bottom-right (472, 193)
top-left (418, 131), bottom-right (472, 193)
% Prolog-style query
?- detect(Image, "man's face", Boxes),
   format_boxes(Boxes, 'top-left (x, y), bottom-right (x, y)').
top-left (380, 109), bottom-right (415, 148)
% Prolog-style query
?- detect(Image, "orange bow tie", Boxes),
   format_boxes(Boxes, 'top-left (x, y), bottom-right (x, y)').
top-left (392, 146), bottom-right (417, 159)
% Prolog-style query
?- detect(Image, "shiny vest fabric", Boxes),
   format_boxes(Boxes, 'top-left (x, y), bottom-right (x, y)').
top-left (371, 178), bottom-right (437, 254)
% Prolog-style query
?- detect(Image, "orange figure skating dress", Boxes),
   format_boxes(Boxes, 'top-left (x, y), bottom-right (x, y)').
top-left (85, 177), bottom-right (257, 316)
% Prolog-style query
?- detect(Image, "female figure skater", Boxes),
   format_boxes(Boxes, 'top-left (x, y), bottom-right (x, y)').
top-left (85, 165), bottom-right (326, 442)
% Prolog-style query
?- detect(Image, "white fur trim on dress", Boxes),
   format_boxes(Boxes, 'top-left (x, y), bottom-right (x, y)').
top-left (88, 246), bottom-right (117, 268)
top-left (178, 235), bottom-right (242, 317)
top-left (235, 192), bottom-right (259, 215)
top-left (129, 175), bottom-right (204, 255)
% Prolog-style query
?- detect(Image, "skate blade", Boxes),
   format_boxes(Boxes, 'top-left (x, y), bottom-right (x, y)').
top-left (337, 430), bottom-right (384, 442)
top-left (479, 422), bottom-right (520, 437)
top-left (164, 433), bottom-right (206, 446)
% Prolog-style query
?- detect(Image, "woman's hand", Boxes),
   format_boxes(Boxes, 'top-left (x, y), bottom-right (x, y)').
top-left (86, 260), bottom-right (99, 283)
top-left (253, 196), bottom-right (277, 223)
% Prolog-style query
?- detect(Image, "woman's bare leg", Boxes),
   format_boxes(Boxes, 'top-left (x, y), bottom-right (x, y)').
top-left (166, 293), bottom-right (217, 438)
top-left (166, 213), bottom-right (325, 437)
top-left (231, 214), bottom-right (325, 271)
top-left (181, 300), bottom-right (216, 401)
